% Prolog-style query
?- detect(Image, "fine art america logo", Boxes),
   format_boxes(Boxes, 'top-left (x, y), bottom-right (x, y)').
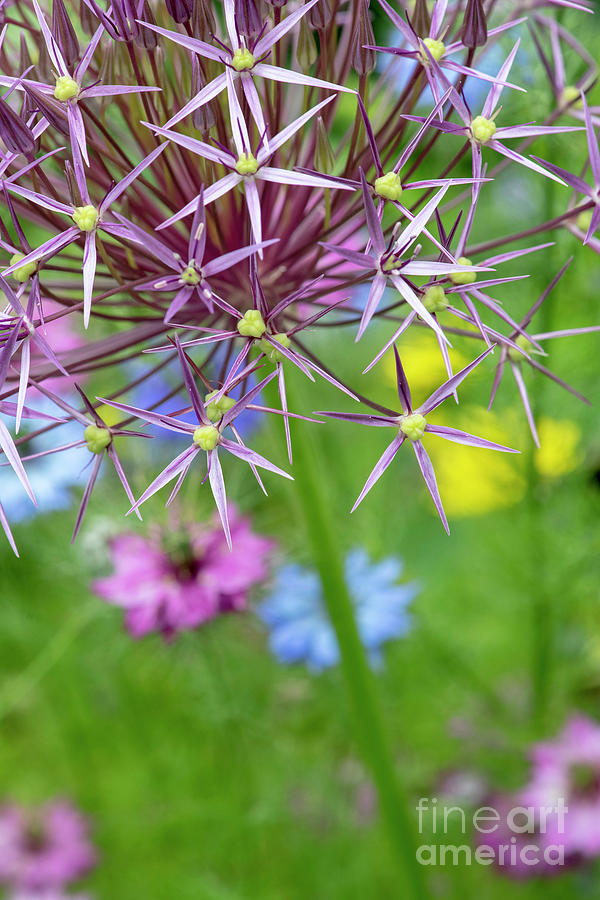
top-left (415, 798), bottom-right (567, 867)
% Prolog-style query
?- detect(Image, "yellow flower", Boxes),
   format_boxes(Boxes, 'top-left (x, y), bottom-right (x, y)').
top-left (427, 406), bottom-right (525, 517)
top-left (534, 416), bottom-right (582, 478)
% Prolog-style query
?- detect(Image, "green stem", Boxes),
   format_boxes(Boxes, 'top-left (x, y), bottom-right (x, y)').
top-left (283, 377), bottom-right (427, 900)
top-left (530, 135), bottom-right (559, 727)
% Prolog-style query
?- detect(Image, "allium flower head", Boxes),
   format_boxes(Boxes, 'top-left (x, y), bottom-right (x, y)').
top-left (0, 0), bottom-right (597, 555)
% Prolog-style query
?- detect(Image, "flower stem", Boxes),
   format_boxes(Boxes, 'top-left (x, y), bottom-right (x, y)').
top-left (530, 136), bottom-right (559, 728)
top-left (283, 378), bottom-right (427, 899)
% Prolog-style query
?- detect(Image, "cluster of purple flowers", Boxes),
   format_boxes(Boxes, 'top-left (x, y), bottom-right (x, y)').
top-left (0, 800), bottom-right (96, 899)
top-left (0, 0), bottom-right (599, 553)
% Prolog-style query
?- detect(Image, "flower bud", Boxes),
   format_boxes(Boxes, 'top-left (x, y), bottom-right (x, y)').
top-left (409, 0), bottom-right (430, 39)
top-left (422, 285), bottom-right (447, 313)
top-left (9, 253), bottom-right (38, 283)
top-left (450, 257), bottom-right (477, 286)
top-left (352, 0), bottom-right (376, 76)
top-left (470, 115), bottom-right (496, 143)
top-left (192, 0), bottom-right (216, 41)
top-left (23, 86), bottom-right (69, 137)
top-left (52, 0), bottom-right (80, 69)
top-left (0, 98), bottom-right (35, 156)
top-left (508, 334), bottom-right (534, 362)
top-left (79, 0), bottom-right (96, 34)
top-left (235, 0), bottom-right (263, 41)
top-left (54, 75), bottom-right (80, 102)
top-left (235, 152), bottom-right (259, 175)
top-left (374, 172), bottom-right (403, 202)
top-left (232, 47), bottom-right (256, 71)
top-left (260, 333), bottom-right (291, 363)
top-left (315, 117), bottom-right (335, 173)
top-left (73, 205), bottom-right (99, 232)
top-left (296, 16), bottom-right (317, 69)
top-left (193, 425), bottom-right (220, 451)
top-left (460, 0), bottom-right (487, 49)
top-left (134, 2), bottom-right (159, 50)
top-left (191, 58), bottom-right (215, 134)
top-left (205, 391), bottom-right (236, 422)
top-left (237, 309), bottom-right (266, 338)
top-left (399, 413), bottom-right (427, 441)
top-left (84, 424), bottom-right (111, 454)
top-left (166, 0), bottom-right (193, 23)
top-left (308, 0), bottom-right (332, 30)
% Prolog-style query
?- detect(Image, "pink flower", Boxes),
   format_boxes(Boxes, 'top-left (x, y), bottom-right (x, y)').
top-left (9, 892), bottom-right (91, 900)
top-left (0, 801), bottom-right (96, 890)
top-left (93, 508), bottom-right (274, 639)
top-left (521, 714), bottom-right (600, 860)
top-left (475, 714), bottom-right (600, 878)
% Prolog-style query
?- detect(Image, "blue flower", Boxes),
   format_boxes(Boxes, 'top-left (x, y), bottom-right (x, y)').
top-left (0, 397), bottom-right (89, 522)
top-left (258, 549), bottom-right (417, 672)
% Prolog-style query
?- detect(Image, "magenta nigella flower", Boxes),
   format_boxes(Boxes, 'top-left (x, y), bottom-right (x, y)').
top-left (0, 800), bottom-right (96, 890)
top-left (520, 714), bottom-right (600, 862)
top-left (93, 506), bottom-right (274, 639)
top-left (320, 346), bottom-right (517, 532)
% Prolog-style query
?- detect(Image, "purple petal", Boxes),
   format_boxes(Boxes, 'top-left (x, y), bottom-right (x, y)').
top-left (82, 231), bottom-right (97, 328)
top-left (101, 143), bottom-right (167, 211)
top-left (71, 453), bottom-right (103, 542)
top-left (425, 424), bottom-right (518, 453)
top-left (174, 334), bottom-right (207, 423)
top-left (220, 437), bottom-right (293, 480)
top-left (130, 445), bottom-right (200, 513)
top-left (96, 397), bottom-right (195, 434)
top-left (0, 501), bottom-right (18, 556)
top-left (482, 39), bottom-right (520, 118)
top-left (422, 347), bottom-right (494, 414)
top-left (253, 63), bottom-right (354, 94)
top-left (244, 177), bottom-right (263, 250)
top-left (0, 417), bottom-right (37, 504)
top-left (511, 361), bottom-right (539, 446)
top-left (208, 449), bottom-right (232, 549)
top-left (351, 434), bottom-right (404, 512)
top-left (164, 72), bottom-right (228, 129)
top-left (412, 440), bottom-right (449, 534)
top-left (357, 272), bottom-right (387, 340)
top-left (393, 344), bottom-right (412, 413)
